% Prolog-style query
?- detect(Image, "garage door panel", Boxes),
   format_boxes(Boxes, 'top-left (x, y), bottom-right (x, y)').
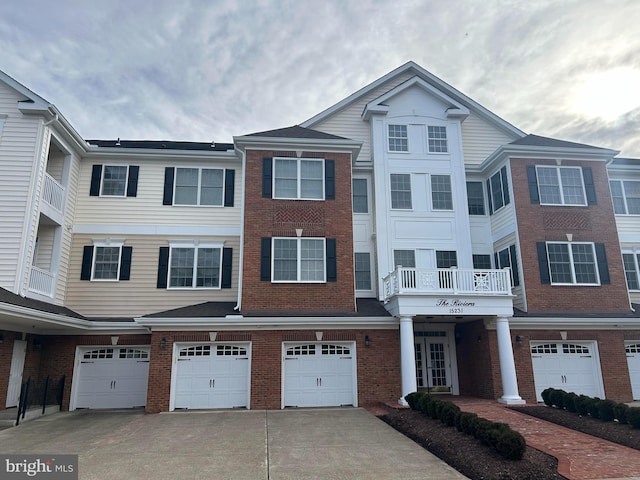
top-left (626, 343), bottom-right (640, 400)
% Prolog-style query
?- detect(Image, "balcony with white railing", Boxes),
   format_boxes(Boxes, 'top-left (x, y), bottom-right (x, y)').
top-left (40, 173), bottom-right (65, 223)
top-left (28, 266), bottom-right (56, 298)
top-left (382, 266), bottom-right (514, 317)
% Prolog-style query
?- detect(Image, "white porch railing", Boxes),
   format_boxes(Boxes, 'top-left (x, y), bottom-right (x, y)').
top-left (383, 266), bottom-right (512, 300)
top-left (42, 173), bottom-right (65, 214)
top-left (29, 267), bottom-right (56, 297)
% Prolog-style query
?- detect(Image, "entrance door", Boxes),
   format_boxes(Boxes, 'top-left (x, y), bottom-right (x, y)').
top-left (414, 335), bottom-right (452, 393)
top-left (6, 340), bottom-right (27, 407)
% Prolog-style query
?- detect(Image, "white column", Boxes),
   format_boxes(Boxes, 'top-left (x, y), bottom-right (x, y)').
top-left (399, 316), bottom-right (417, 405)
top-left (495, 315), bottom-right (525, 405)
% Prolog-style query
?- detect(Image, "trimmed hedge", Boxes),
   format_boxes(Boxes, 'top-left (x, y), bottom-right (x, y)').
top-left (404, 392), bottom-right (526, 460)
top-left (539, 388), bottom-right (640, 428)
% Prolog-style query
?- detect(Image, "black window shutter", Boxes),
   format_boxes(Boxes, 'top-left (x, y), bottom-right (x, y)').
top-left (80, 246), bottom-right (94, 280)
top-left (120, 246), bottom-right (132, 280)
top-left (260, 238), bottom-right (272, 281)
top-left (486, 179), bottom-right (494, 215)
top-left (509, 244), bottom-right (520, 287)
top-left (326, 238), bottom-right (337, 282)
top-left (527, 166), bottom-right (540, 204)
top-left (500, 166), bottom-right (510, 206)
top-left (221, 247), bottom-right (233, 288)
top-left (126, 166), bottom-right (139, 197)
top-left (595, 243), bottom-right (610, 284)
top-left (157, 247), bottom-right (170, 288)
top-left (262, 158), bottom-right (273, 198)
top-left (325, 159), bottom-right (335, 200)
top-left (90, 165), bottom-right (102, 196)
top-left (583, 167), bottom-right (597, 205)
top-left (163, 167), bottom-right (175, 205)
top-left (224, 169), bottom-right (235, 207)
top-left (536, 242), bottom-right (551, 284)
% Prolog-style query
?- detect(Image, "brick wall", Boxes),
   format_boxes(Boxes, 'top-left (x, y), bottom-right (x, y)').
top-left (510, 158), bottom-right (629, 314)
top-left (241, 150), bottom-right (356, 313)
top-left (455, 321), bottom-right (500, 399)
top-left (145, 328), bottom-right (400, 413)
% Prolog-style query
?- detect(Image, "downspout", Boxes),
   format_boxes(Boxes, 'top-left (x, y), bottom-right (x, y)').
top-left (18, 110), bottom-right (57, 296)
top-left (234, 148), bottom-right (247, 311)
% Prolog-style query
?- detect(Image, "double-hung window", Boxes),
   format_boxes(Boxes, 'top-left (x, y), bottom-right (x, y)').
top-left (80, 240), bottom-right (132, 282)
top-left (623, 252), bottom-right (640, 290)
top-left (610, 180), bottom-right (640, 214)
top-left (352, 178), bottom-right (368, 213)
top-left (273, 158), bottom-right (324, 200)
top-left (169, 244), bottom-right (222, 288)
top-left (175, 168), bottom-right (224, 205)
top-left (427, 126), bottom-right (448, 153)
top-left (431, 175), bottom-right (453, 210)
top-left (388, 125), bottom-right (408, 152)
top-left (90, 164), bottom-right (139, 197)
top-left (546, 242), bottom-right (599, 285)
top-left (436, 251), bottom-right (458, 268)
top-left (391, 174), bottom-right (412, 209)
top-left (466, 182), bottom-right (485, 215)
top-left (354, 252), bottom-right (372, 290)
top-left (393, 250), bottom-right (416, 268)
top-left (273, 238), bottom-right (326, 282)
top-left (495, 245), bottom-right (520, 286)
top-left (487, 167), bottom-right (510, 213)
top-left (536, 166), bottom-right (586, 205)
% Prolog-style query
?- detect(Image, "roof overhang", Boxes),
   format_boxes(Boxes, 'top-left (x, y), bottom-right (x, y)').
top-left (496, 316), bottom-right (640, 330)
top-left (233, 135), bottom-right (362, 160)
top-left (83, 146), bottom-right (238, 161)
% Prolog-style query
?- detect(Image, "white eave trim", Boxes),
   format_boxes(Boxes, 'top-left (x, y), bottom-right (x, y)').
top-left (234, 135), bottom-right (362, 152)
top-left (135, 315), bottom-right (396, 331)
top-left (506, 316), bottom-right (640, 330)
top-left (83, 147), bottom-right (237, 160)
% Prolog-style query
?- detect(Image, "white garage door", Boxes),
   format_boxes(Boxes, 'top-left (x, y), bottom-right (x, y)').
top-left (74, 347), bottom-right (150, 409)
top-left (283, 342), bottom-right (356, 408)
top-left (625, 342), bottom-right (640, 400)
top-left (531, 342), bottom-right (603, 401)
top-left (173, 343), bottom-right (250, 410)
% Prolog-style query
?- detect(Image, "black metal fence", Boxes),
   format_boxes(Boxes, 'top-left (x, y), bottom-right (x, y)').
top-left (16, 375), bottom-right (65, 426)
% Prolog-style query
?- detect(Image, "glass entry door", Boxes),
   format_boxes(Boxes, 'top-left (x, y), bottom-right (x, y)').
top-left (414, 334), bottom-right (452, 393)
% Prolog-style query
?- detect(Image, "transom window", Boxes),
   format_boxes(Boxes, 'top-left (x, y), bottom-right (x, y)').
top-left (287, 344), bottom-right (316, 356)
top-left (179, 345), bottom-right (211, 357)
top-left (273, 158), bottom-right (324, 200)
top-left (352, 178), bottom-right (368, 213)
top-left (175, 167), bottom-right (224, 206)
top-left (536, 166), bottom-right (586, 205)
top-left (610, 180), bottom-right (640, 214)
top-left (101, 166), bottom-right (128, 196)
top-left (354, 252), bottom-right (372, 290)
top-left (119, 349), bottom-right (149, 359)
top-left (273, 238), bottom-right (325, 282)
top-left (83, 348), bottom-right (114, 359)
top-left (169, 245), bottom-right (222, 289)
top-left (531, 344), bottom-right (558, 354)
top-left (623, 252), bottom-right (640, 290)
top-left (427, 126), bottom-right (448, 153)
top-left (546, 242), bottom-right (598, 285)
top-left (388, 124), bottom-right (408, 152)
top-left (431, 175), bottom-right (453, 210)
top-left (216, 345), bottom-right (247, 356)
top-left (466, 182), bottom-right (485, 215)
top-left (390, 174), bottom-right (412, 209)
top-left (563, 343), bottom-right (590, 354)
top-left (322, 344), bottom-right (350, 355)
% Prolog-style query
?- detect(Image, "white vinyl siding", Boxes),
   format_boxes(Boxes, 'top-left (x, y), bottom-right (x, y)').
top-left (65, 235), bottom-right (239, 317)
top-left (461, 112), bottom-right (519, 166)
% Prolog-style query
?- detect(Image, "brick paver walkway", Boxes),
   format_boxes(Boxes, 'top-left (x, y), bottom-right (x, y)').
top-left (452, 398), bottom-right (640, 480)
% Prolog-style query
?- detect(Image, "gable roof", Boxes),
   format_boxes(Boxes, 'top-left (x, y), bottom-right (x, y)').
top-left (0, 69), bottom-right (52, 110)
top-left (301, 61), bottom-right (525, 138)
top-left (244, 125), bottom-right (349, 140)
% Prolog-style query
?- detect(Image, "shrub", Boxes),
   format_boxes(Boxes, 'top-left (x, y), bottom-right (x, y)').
top-left (614, 403), bottom-right (630, 424)
top-left (541, 388), bottom-right (555, 407)
top-left (495, 429), bottom-right (527, 460)
top-left (549, 388), bottom-right (566, 409)
top-left (457, 412), bottom-right (478, 435)
top-left (417, 394), bottom-right (433, 415)
top-left (574, 395), bottom-right (591, 416)
top-left (588, 398), bottom-right (602, 419)
top-left (628, 407), bottom-right (640, 429)
top-left (598, 399), bottom-right (617, 422)
top-left (439, 402), bottom-right (461, 427)
top-left (565, 392), bottom-right (579, 413)
top-left (405, 392), bottom-right (423, 410)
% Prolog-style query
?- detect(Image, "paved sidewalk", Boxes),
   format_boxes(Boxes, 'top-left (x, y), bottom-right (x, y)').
top-left (452, 398), bottom-right (640, 480)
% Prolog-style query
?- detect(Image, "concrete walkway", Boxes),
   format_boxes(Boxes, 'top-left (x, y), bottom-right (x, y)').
top-left (0, 408), bottom-right (467, 480)
top-left (452, 398), bottom-right (640, 480)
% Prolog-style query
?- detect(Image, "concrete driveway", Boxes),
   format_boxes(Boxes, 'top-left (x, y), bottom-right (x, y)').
top-left (0, 408), bottom-right (466, 479)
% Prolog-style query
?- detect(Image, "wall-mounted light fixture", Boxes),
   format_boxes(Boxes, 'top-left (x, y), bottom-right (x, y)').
top-left (515, 335), bottom-right (523, 346)
top-left (364, 335), bottom-right (371, 347)
top-left (160, 337), bottom-right (167, 350)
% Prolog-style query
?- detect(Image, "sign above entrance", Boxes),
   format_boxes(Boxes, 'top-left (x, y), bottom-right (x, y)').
top-left (385, 295), bottom-right (514, 317)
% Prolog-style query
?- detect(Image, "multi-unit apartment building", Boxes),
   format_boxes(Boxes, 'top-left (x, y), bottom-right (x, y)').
top-left (1, 62), bottom-right (639, 414)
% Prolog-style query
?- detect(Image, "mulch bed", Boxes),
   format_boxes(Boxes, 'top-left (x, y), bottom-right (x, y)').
top-left (510, 405), bottom-right (640, 451)
top-left (381, 408), bottom-right (566, 480)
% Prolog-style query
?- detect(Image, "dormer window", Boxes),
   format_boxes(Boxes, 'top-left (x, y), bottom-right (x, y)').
top-left (388, 125), bottom-right (408, 152)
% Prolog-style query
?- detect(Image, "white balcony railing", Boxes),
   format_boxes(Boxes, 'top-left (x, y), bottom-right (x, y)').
top-left (383, 266), bottom-right (512, 300)
top-left (42, 173), bottom-right (65, 214)
top-left (29, 266), bottom-right (56, 297)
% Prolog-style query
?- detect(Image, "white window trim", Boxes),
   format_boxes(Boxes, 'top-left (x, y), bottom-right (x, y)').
top-left (352, 177), bottom-right (369, 214)
top-left (466, 181), bottom-right (486, 216)
top-left (390, 173), bottom-right (413, 210)
top-left (622, 249), bottom-right (640, 291)
top-left (272, 157), bottom-right (325, 201)
top-left (167, 241), bottom-right (224, 290)
top-left (354, 252), bottom-right (373, 293)
top-left (271, 237), bottom-right (326, 283)
top-left (387, 124), bottom-right (409, 153)
top-left (536, 165), bottom-right (587, 206)
top-left (91, 239), bottom-right (124, 282)
top-left (426, 125), bottom-right (448, 154)
top-left (430, 174), bottom-right (453, 211)
top-left (173, 167), bottom-right (226, 207)
top-left (100, 165), bottom-right (129, 198)
top-left (611, 179), bottom-right (640, 215)
top-left (489, 168), bottom-right (508, 213)
top-left (546, 241), bottom-right (600, 286)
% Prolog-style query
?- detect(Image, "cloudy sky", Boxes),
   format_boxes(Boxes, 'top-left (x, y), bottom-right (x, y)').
top-left (1, 0), bottom-right (639, 157)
